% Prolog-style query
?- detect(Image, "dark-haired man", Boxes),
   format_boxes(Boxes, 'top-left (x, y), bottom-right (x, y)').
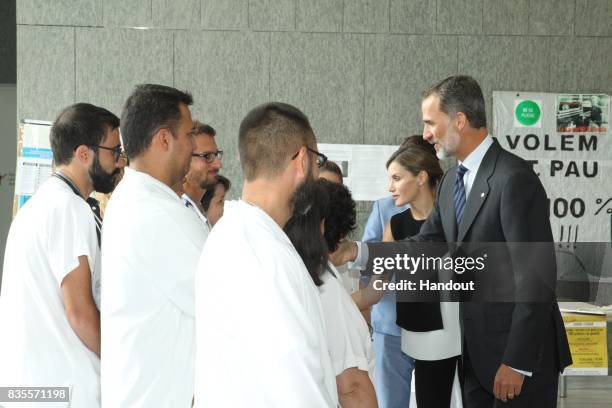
top-left (337, 75), bottom-right (572, 407)
top-left (101, 84), bottom-right (206, 407)
top-left (194, 102), bottom-right (338, 406)
top-left (182, 121), bottom-right (222, 231)
top-left (0, 103), bottom-right (125, 407)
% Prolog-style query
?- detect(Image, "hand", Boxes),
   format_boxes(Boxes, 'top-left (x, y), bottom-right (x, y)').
top-left (493, 363), bottom-right (524, 402)
top-left (329, 239), bottom-right (358, 266)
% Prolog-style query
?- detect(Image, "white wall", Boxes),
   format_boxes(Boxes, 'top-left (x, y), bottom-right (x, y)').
top-left (0, 84), bottom-right (17, 288)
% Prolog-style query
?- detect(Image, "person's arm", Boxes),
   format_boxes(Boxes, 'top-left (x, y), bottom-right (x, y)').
top-left (336, 368), bottom-right (378, 408)
top-left (338, 176), bottom-right (451, 271)
top-left (382, 221), bottom-right (394, 242)
top-left (61, 255), bottom-right (100, 356)
top-left (361, 201), bottom-right (383, 243)
top-left (351, 222), bottom-right (395, 309)
top-left (351, 275), bottom-right (386, 311)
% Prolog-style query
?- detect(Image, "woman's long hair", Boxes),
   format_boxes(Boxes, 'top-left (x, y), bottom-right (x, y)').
top-left (284, 179), bottom-right (330, 286)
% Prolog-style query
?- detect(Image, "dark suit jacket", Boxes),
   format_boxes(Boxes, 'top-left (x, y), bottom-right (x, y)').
top-left (370, 139), bottom-right (572, 393)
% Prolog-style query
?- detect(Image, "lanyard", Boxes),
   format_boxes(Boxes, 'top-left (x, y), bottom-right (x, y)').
top-left (54, 172), bottom-right (102, 247)
top-left (326, 263), bottom-right (337, 279)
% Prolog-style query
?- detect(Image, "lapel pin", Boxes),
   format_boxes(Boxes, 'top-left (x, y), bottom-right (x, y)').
top-left (480, 192), bottom-right (485, 198)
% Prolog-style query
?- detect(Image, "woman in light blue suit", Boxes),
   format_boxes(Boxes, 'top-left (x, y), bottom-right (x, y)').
top-left (361, 196), bottom-right (412, 408)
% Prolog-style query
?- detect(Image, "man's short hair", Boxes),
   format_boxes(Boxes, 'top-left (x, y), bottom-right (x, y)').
top-left (238, 102), bottom-right (315, 181)
top-left (192, 120), bottom-right (216, 138)
top-left (422, 75), bottom-right (487, 129)
top-left (120, 84), bottom-right (193, 159)
top-left (50, 103), bottom-right (120, 166)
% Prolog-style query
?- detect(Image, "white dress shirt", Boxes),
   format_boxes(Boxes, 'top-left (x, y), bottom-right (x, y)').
top-left (194, 200), bottom-right (338, 407)
top-left (101, 167), bottom-right (207, 407)
top-left (458, 135), bottom-right (493, 198)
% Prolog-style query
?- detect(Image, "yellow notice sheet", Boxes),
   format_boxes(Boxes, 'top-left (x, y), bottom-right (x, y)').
top-left (562, 311), bottom-right (608, 375)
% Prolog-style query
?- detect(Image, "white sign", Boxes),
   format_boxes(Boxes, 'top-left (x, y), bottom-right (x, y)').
top-left (494, 91), bottom-right (612, 242)
top-left (318, 143), bottom-right (399, 201)
top-left (14, 156), bottom-right (53, 196)
top-left (14, 121), bottom-right (53, 209)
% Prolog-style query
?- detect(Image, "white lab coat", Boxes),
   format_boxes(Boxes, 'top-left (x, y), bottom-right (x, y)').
top-left (182, 193), bottom-right (211, 233)
top-left (0, 177), bottom-right (101, 407)
top-left (194, 200), bottom-right (338, 407)
top-left (319, 263), bottom-right (375, 379)
top-left (101, 167), bottom-right (207, 407)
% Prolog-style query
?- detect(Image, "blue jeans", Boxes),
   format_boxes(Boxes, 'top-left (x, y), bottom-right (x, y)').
top-left (373, 331), bottom-right (415, 408)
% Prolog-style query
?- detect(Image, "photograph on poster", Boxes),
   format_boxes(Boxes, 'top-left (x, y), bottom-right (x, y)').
top-left (557, 94), bottom-right (609, 133)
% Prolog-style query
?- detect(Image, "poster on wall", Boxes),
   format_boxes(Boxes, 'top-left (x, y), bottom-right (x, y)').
top-left (318, 143), bottom-right (399, 201)
top-left (13, 120), bottom-right (53, 215)
top-left (493, 91), bottom-right (612, 243)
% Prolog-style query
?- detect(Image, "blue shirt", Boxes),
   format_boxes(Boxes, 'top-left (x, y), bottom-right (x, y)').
top-left (361, 196), bottom-right (408, 336)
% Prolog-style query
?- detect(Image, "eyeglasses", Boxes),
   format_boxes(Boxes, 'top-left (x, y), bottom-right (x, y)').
top-left (192, 150), bottom-right (223, 163)
top-left (291, 147), bottom-right (328, 168)
top-left (89, 144), bottom-right (125, 162)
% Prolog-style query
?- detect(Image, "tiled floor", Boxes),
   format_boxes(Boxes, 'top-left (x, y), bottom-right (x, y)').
top-left (558, 376), bottom-right (612, 408)
top-left (406, 374), bottom-right (612, 407)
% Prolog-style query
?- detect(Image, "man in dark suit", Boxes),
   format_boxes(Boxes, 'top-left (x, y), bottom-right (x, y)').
top-left (334, 75), bottom-right (572, 407)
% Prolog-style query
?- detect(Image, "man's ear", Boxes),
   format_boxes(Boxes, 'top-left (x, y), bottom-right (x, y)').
top-left (153, 128), bottom-right (173, 151)
top-left (455, 112), bottom-right (468, 131)
top-left (293, 146), bottom-right (309, 179)
top-left (74, 145), bottom-right (92, 165)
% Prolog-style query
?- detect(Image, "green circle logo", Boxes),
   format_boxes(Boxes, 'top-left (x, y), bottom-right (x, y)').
top-left (515, 100), bottom-right (541, 126)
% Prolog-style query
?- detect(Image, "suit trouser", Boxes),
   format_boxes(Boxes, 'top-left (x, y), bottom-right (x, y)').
top-left (373, 331), bottom-right (414, 408)
top-left (462, 345), bottom-right (559, 408)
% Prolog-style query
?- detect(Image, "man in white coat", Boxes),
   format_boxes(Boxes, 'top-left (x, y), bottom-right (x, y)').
top-left (194, 102), bottom-right (338, 407)
top-left (0, 103), bottom-right (124, 407)
top-left (101, 84), bottom-right (206, 407)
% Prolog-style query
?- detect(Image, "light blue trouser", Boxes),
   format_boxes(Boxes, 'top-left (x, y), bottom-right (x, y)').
top-left (373, 331), bottom-right (415, 408)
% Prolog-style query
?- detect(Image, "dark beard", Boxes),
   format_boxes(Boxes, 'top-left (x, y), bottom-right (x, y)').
top-left (288, 165), bottom-right (316, 214)
top-left (89, 155), bottom-right (119, 194)
top-left (199, 175), bottom-right (218, 191)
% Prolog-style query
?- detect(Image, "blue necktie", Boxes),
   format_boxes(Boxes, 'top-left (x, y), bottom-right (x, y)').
top-left (453, 164), bottom-right (469, 226)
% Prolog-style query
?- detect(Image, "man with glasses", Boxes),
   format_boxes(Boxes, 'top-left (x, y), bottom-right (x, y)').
top-left (182, 121), bottom-right (222, 231)
top-left (194, 102), bottom-right (337, 407)
top-left (0, 103), bottom-right (125, 407)
top-left (101, 84), bottom-right (207, 407)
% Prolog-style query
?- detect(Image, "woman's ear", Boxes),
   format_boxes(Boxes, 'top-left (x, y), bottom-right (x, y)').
top-left (418, 170), bottom-right (429, 187)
